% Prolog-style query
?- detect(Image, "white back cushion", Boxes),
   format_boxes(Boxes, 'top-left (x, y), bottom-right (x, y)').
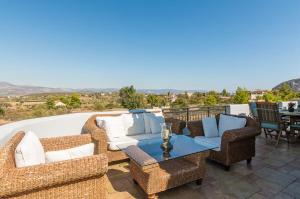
top-left (144, 112), bottom-right (164, 134)
top-left (218, 114), bottom-right (247, 137)
top-left (45, 143), bottom-right (94, 163)
top-left (123, 113), bottom-right (145, 136)
top-left (202, 117), bottom-right (219, 138)
top-left (15, 131), bottom-right (45, 168)
top-left (149, 116), bottom-right (165, 134)
top-left (96, 116), bottom-right (125, 141)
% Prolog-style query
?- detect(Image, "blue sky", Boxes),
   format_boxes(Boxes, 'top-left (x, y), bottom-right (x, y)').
top-left (0, 0), bottom-right (299, 91)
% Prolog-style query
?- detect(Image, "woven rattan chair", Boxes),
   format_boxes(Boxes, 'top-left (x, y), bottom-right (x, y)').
top-left (256, 102), bottom-right (288, 146)
top-left (187, 114), bottom-right (260, 170)
top-left (82, 113), bottom-right (186, 163)
top-left (0, 132), bottom-right (108, 199)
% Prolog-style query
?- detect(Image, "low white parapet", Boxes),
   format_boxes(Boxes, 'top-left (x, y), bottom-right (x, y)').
top-left (226, 104), bottom-right (250, 116)
top-left (0, 109), bottom-right (162, 148)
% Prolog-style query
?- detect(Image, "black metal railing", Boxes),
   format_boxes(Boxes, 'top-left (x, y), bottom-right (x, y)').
top-left (162, 106), bottom-right (228, 122)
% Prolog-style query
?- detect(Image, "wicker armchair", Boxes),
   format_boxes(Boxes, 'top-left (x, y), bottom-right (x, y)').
top-left (187, 114), bottom-right (260, 170)
top-left (82, 113), bottom-right (186, 163)
top-left (0, 132), bottom-right (108, 199)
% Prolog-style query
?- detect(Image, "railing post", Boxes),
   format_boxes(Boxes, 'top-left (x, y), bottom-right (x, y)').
top-left (186, 107), bottom-right (189, 122)
top-left (207, 107), bottom-right (210, 117)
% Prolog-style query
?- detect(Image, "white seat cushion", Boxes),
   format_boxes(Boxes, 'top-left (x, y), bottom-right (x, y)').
top-left (96, 116), bottom-right (126, 141)
top-left (122, 113), bottom-right (145, 136)
top-left (15, 131), bottom-right (46, 168)
top-left (108, 134), bottom-right (161, 151)
top-left (202, 117), bottom-right (219, 138)
top-left (45, 143), bottom-right (94, 163)
top-left (218, 114), bottom-right (247, 137)
top-left (194, 136), bottom-right (221, 151)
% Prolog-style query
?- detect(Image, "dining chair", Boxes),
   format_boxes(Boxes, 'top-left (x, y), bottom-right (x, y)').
top-left (256, 102), bottom-right (288, 146)
top-left (249, 102), bottom-right (258, 120)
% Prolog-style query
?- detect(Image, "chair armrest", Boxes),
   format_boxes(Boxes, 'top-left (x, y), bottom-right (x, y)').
top-left (0, 154), bottom-right (108, 198)
top-left (81, 115), bottom-right (108, 154)
top-left (165, 118), bottom-right (186, 134)
top-left (40, 134), bottom-right (93, 152)
top-left (187, 120), bottom-right (204, 137)
top-left (222, 127), bottom-right (261, 143)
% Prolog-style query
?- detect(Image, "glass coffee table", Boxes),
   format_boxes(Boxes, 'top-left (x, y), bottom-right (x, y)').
top-left (117, 135), bottom-right (214, 199)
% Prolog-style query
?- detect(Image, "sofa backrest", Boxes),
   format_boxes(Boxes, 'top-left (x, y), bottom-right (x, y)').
top-left (187, 114), bottom-right (257, 137)
top-left (83, 109), bottom-right (164, 140)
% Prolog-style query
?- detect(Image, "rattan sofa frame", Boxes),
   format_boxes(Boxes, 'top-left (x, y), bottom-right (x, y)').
top-left (187, 114), bottom-right (260, 171)
top-left (0, 132), bottom-right (108, 199)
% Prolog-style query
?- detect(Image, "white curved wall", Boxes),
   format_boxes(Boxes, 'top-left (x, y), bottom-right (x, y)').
top-left (0, 109), bottom-right (162, 148)
top-left (0, 106), bottom-right (251, 148)
top-left (0, 111), bottom-right (122, 148)
top-left (226, 104), bottom-right (250, 116)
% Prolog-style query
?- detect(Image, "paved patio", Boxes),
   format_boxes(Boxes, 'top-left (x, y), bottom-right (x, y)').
top-left (106, 135), bottom-right (300, 199)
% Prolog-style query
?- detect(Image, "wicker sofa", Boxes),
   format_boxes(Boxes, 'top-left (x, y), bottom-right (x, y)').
top-left (187, 114), bottom-right (260, 170)
top-left (0, 132), bottom-right (108, 199)
top-left (82, 110), bottom-right (186, 163)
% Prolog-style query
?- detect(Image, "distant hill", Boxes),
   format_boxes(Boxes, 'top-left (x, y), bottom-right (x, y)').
top-left (0, 82), bottom-right (69, 96)
top-left (0, 81), bottom-right (205, 96)
top-left (273, 78), bottom-right (300, 92)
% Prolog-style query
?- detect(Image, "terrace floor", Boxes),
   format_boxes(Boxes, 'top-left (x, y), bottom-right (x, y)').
top-left (106, 135), bottom-right (300, 199)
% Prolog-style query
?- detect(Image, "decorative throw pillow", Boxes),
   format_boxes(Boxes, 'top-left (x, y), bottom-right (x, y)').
top-left (149, 116), bottom-right (165, 134)
top-left (122, 113), bottom-right (145, 136)
top-left (45, 143), bottom-right (94, 163)
top-left (144, 112), bottom-right (163, 133)
top-left (96, 116), bottom-right (125, 141)
top-left (218, 114), bottom-right (247, 137)
top-left (15, 131), bottom-right (46, 168)
top-left (202, 117), bottom-right (219, 138)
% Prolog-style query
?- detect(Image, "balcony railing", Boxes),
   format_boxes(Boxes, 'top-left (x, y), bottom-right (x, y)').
top-left (162, 106), bottom-right (228, 122)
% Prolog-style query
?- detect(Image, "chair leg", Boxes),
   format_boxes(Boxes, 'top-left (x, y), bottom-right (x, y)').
top-left (247, 158), bottom-right (252, 164)
top-left (224, 165), bottom-right (230, 171)
top-left (196, 178), bottom-right (203, 185)
top-left (276, 130), bottom-right (282, 146)
top-left (148, 194), bottom-right (157, 199)
top-left (263, 128), bottom-right (268, 139)
top-left (133, 179), bottom-right (138, 184)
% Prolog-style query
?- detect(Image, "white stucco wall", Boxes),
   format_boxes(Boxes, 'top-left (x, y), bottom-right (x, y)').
top-left (278, 101), bottom-right (299, 110)
top-left (226, 104), bottom-right (250, 116)
top-left (0, 109), bottom-right (162, 148)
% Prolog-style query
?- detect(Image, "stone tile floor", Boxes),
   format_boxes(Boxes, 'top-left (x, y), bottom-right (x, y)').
top-left (107, 136), bottom-right (300, 199)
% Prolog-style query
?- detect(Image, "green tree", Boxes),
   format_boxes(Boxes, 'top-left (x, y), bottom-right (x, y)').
top-left (171, 97), bottom-right (188, 108)
top-left (147, 94), bottom-right (159, 107)
top-left (146, 94), bottom-right (166, 107)
top-left (189, 92), bottom-right (204, 105)
top-left (276, 83), bottom-right (297, 101)
top-left (93, 100), bottom-right (105, 111)
top-left (119, 86), bottom-right (146, 109)
top-left (263, 93), bottom-right (281, 102)
top-left (69, 93), bottom-right (81, 109)
top-left (204, 94), bottom-right (217, 106)
top-left (46, 97), bottom-right (55, 109)
top-left (233, 87), bottom-right (249, 104)
top-left (221, 89), bottom-right (230, 97)
top-left (0, 106), bottom-right (5, 117)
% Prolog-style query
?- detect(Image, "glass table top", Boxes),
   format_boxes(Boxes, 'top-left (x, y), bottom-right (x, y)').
top-left (117, 135), bottom-right (215, 165)
top-left (279, 110), bottom-right (300, 116)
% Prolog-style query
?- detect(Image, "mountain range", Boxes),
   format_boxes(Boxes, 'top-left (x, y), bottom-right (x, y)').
top-left (273, 78), bottom-right (300, 92)
top-left (0, 81), bottom-right (203, 96)
top-left (1, 78), bottom-right (299, 96)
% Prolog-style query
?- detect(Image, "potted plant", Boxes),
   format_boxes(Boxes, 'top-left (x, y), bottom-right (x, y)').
top-left (288, 102), bottom-right (296, 112)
